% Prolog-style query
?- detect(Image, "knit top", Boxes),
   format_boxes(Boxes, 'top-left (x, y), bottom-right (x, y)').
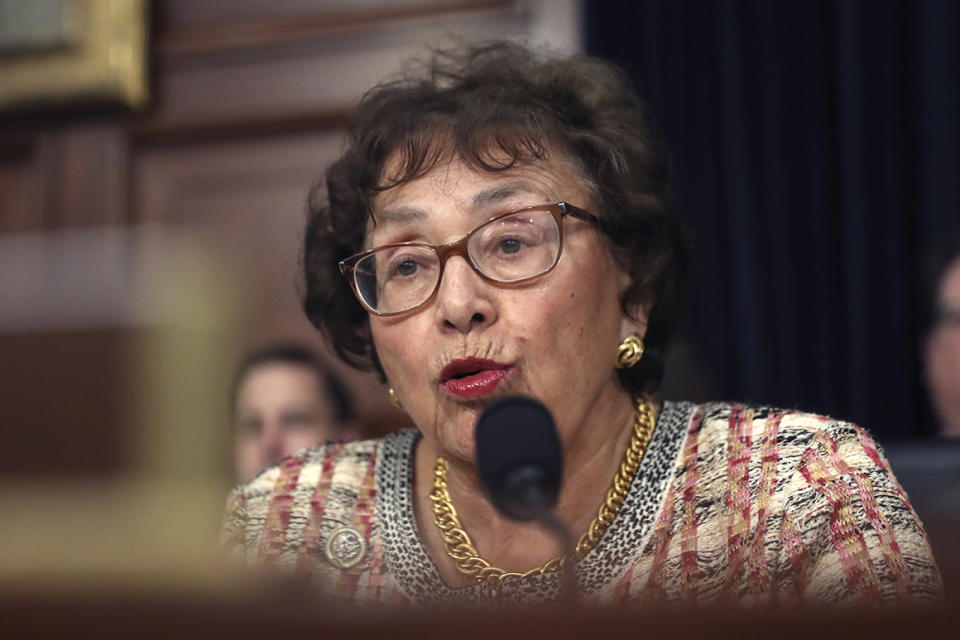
top-left (221, 401), bottom-right (943, 607)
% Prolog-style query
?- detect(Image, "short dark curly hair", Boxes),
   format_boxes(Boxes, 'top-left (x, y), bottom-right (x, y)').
top-left (303, 41), bottom-right (693, 395)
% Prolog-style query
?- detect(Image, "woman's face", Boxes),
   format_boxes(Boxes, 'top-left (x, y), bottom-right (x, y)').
top-left (367, 155), bottom-right (646, 463)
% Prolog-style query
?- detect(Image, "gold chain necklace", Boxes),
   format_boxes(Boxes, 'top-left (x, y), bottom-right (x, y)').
top-left (429, 397), bottom-right (656, 596)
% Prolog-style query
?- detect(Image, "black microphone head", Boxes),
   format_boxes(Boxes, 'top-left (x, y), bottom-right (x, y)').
top-left (475, 395), bottom-right (563, 521)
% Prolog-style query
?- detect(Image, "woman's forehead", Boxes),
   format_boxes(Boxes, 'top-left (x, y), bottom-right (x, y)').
top-left (368, 155), bottom-right (588, 228)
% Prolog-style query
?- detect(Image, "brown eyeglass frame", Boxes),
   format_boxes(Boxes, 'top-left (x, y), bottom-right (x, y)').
top-left (338, 201), bottom-right (601, 316)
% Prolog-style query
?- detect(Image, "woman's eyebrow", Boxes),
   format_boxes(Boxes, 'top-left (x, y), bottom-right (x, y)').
top-left (374, 181), bottom-right (534, 228)
top-left (471, 181), bottom-right (530, 208)
top-left (373, 205), bottom-right (426, 227)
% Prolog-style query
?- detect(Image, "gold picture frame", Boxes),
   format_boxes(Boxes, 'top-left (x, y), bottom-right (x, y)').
top-left (0, 0), bottom-right (148, 113)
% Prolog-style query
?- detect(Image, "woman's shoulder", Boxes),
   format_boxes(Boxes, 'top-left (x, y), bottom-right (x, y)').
top-left (671, 400), bottom-right (870, 439)
top-left (234, 436), bottom-right (402, 497)
top-left (221, 430), bottom-right (418, 563)
top-left (657, 401), bottom-right (943, 604)
top-left (226, 430), bottom-right (415, 515)
top-left (664, 400), bottom-right (886, 472)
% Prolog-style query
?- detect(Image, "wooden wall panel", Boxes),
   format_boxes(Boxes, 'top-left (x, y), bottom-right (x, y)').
top-left (151, 6), bottom-right (529, 123)
top-left (0, 0), bottom-right (579, 471)
top-left (133, 131), bottom-right (340, 337)
top-left (130, 130), bottom-right (396, 425)
top-left (0, 328), bottom-right (131, 477)
top-left (0, 149), bottom-right (35, 233)
top-left (0, 0), bottom-right (581, 587)
top-left (0, 126), bottom-right (128, 233)
top-left (45, 125), bottom-right (128, 228)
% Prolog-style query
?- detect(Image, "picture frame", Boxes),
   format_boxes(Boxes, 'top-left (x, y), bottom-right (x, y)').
top-left (0, 0), bottom-right (148, 113)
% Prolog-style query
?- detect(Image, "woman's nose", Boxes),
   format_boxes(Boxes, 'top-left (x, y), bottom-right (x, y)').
top-left (433, 256), bottom-right (497, 334)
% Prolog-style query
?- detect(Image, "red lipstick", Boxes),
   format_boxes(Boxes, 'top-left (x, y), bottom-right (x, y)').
top-left (440, 357), bottom-right (514, 399)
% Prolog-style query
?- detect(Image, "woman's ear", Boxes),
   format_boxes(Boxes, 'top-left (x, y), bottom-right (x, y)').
top-left (614, 261), bottom-right (652, 339)
top-left (620, 292), bottom-right (652, 341)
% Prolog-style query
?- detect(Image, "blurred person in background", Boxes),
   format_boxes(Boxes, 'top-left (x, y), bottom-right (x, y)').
top-left (924, 232), bottom-right (960, 438)
top-left (231, 342), bottom-right (361, 482)
top-left (880, 231), bottom-right (960, 594)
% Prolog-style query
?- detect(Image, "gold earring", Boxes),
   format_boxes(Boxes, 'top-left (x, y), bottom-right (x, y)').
top-left (615, 333), bottom-right (644, 369)
top-left (388, 388), bottom-right (404, 411)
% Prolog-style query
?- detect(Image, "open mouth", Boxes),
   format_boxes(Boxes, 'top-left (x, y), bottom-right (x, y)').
top-left (450, 368), bottom-right (484, 380)
top-left (440, 357), bottom-right (513, 398)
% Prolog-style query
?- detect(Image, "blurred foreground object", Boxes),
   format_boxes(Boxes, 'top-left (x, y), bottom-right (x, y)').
top-left (4, 590), bottom-right (960, 639)
top-left (0, 225), bottom-right (239, 586)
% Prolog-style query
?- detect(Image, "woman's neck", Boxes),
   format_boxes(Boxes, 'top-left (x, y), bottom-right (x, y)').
top-left (412, 389), bottom-right (640, 588)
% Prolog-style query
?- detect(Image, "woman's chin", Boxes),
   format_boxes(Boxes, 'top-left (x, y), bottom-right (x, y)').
top-left (432, 421), bottom-right (479, 466)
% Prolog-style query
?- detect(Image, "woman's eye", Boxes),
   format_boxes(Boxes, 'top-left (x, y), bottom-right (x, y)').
top-left (498, 238), bottom-right (525, 254)
top-left (386, 255), bottom-right (429, 279)
top-left (395, 260), bottom-right (419, 276)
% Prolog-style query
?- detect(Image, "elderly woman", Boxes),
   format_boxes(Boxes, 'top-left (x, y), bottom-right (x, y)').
top-left (222, 42), bottom-right (941, 607)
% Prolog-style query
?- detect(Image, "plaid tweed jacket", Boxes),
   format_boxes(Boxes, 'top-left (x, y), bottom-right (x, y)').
top-left (221, 401), bottom-right (943, 607)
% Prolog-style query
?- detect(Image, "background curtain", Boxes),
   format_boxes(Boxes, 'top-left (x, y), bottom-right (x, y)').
top-left (585, 0), bottom-right (960, 440)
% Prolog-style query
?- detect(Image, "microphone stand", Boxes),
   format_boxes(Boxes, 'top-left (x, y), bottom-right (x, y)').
top-left (536, 511), bottom-right (578, 608)
top-left (500, 472), bottom-right (579, 607)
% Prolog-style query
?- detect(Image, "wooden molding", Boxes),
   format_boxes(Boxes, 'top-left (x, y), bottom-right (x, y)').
top-left (128, 105), bottom-right (349, 147)
top-left (156, 0), bottom-right (516, 60)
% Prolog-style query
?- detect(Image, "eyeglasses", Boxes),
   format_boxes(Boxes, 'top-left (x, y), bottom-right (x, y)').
top-left (339, 202), bottom-right (601, 316)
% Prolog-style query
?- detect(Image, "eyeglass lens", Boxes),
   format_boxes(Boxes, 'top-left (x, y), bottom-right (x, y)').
top-left (353, 208), bottom-right (561, 314)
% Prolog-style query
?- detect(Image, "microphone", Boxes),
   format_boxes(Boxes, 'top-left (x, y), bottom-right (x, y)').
top-left (475, 395), bottom-right (563, 521)
top-left (475, 396), bottom-right (577, 603)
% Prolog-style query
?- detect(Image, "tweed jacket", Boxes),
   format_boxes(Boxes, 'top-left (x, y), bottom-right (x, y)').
top-left (222, 401), bottom-right (943, 607)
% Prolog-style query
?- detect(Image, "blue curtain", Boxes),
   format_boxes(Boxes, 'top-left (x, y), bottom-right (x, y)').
top-left (585, 0), bottom-right (960, 439)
